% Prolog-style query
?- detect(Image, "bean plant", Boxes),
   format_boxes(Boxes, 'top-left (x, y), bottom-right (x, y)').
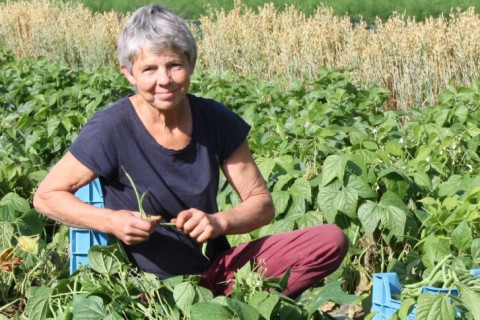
top-left (2, 46), bottom-right (480, 319)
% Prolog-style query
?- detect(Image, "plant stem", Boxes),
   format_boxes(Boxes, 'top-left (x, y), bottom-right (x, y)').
top-left (122, 166), bottom-right (147, 219)
top-left (0, 298), bottom-right (21, 312)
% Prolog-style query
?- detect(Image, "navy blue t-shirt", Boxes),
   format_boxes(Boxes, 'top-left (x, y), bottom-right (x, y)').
top-left (70, 93), bottom-right (251, 278)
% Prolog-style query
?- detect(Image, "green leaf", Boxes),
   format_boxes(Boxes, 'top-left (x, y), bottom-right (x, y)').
top-left (257, 157), bottom-right (276, 180)
top-left (226, 297), bottom-right (260, 320)
top-left (358, 201), bottom-right (382, 236)
top-left (456, 282), bottom-right (480, 319)
top-left (25, 130), bottom-right (41, 151)
top-left (333, 187), bottom-right (358, 219)
top-left (103, 312), bottom-right (123, 320)
top-left (28, 170), bottom-right (48, 183)
top-left (0, 192), bottom-right (31, 213)
top-left (384, 140), bottom-right (403, 156)
top-left (451, 221), bottom-right (473, 251)
top-left (26, 286), bottom-right (52, 320)
top-left (362, 140), bottom-right (378, 150)
top-left (471, 239), bottom-right (480, 264)
top-left (317, 185), bottom-right (339, 224)
top-left (191, 302), bottom-right (233, 320)
top-left (61, 117), bottom-right (72, 132)
top-left (346, 175), bottom-right (377, 199)
top-left (415, 293), bottom-right (455, 320)
top-left (17, 235), bottom-right (39, 254)
top-left (454, 105), bottom-right (468, 123)
top-left (273, 174), bottom-right (294, 192)
top-left (248, 292), bottom-right (279, 320)
top-left (421, 235), bottom-right (452, 269)
top-left (88, 245), bottom-right (124, 274)
top-left (302, 281), bottom-right (360, 315)
top-left (258, 219), bottom-right (296, 237)
top-left (17, 209), bottom-right (44, 235)
top-left (413, 171), bottom-right (432, 190)
top-left (72, 295), bottom-right (106, 319)
top-left (289, 177), bottom-right (311, 201)
top-left (271, 191), bottom-right (290, 216)
top-left (0, 221), bottom-right (14, 251)
top-left (0, 205), bottom-right (17, 221)
top-left (275, 155), bottom-right (295, 172)
top-left (383, 206), bottom-right (406, 238)
top-left (47, 116), bottom-right (61, 137)
top-left (194, 285), bottom-right (214, 302)
top-left (397, 298), bottom-right (416, 319)
top-left (174, 282), bottom-right (196, 315)
top-left (321, 155), bottom-right (344, 186)
top-left (285, 195), bottom-right (306, 216)
top-left (294, 211), bottom-right (323, 229)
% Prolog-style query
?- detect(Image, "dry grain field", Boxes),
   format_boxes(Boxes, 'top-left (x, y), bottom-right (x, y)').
top-left (1, 0), bottom-right (479, 110)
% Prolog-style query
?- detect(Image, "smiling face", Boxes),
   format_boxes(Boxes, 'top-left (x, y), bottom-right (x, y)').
top-left (122, 47), bottom-right (195, 112)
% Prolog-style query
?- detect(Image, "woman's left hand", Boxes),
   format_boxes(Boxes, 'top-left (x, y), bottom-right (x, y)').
top-left (172, 208), bottom-right (226, 243)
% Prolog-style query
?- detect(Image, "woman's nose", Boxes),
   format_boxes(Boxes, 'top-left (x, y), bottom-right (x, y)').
top-left (157, 69), bottom-right (171, 85)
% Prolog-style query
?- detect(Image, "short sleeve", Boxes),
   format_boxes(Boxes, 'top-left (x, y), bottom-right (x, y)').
top-left (192, 96), bottom-right (251, 164)
top-left (69, 104), bottom-right (122, 178)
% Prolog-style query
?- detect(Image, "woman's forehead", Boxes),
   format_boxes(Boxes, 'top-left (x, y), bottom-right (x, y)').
top-left (133, 46), bottom-right (187, 63)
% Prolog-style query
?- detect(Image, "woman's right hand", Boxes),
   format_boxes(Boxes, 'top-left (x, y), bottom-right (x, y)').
top-left (108, 210), bottom-right (158, 245)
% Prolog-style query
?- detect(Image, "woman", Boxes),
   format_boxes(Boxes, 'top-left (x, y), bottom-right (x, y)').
top-left (33, 4), bottom-right (348, 298)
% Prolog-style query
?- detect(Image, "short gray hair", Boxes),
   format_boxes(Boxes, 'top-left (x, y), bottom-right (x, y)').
top-left (118, 4), bottom-right (197, 72)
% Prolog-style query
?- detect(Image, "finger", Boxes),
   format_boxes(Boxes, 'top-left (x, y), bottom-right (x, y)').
top-left (175, 209), bottom-right (194, 230)
top-left (123, 234), bottom-right (150, 245)
top-left (183, 214), bottom-right (203, 234)
top-left (196, 227), bottom-right (213, 243)
top-left (189, 222), bottom-right (214, 242)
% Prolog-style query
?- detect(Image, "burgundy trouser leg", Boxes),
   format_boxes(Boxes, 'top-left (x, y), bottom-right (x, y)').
top-left (200, 224), bottom-right (348, 298)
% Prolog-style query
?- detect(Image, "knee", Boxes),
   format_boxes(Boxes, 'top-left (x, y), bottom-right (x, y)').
top-left (328, 224), bottom-right (349, 252)
top-left (316, 224), bottom-right (349, 264)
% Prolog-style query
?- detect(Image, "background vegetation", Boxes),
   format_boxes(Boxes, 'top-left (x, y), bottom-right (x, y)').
top-left (1, 0), bottom-right (479, 110)
top-left (2, 45), bottom-right (480, 319)
top-left (62, 0), bottom-right (480, 22)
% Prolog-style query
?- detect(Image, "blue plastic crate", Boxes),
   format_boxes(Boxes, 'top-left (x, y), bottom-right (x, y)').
top-left (371, 270), bottom-right (480, 319)
top-left (69, 178), bottom-right (108, 274)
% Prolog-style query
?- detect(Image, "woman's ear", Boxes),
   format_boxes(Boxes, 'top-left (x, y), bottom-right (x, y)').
top-left (121, 65), bottom-right (136, 86)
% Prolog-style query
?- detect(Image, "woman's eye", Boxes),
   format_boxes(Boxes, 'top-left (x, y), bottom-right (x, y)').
top-left (170, 63), bottom-right (183, 69)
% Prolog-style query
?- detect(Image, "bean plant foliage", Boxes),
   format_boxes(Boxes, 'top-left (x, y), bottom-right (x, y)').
top-left (2, 45), bottom-right (480, 319)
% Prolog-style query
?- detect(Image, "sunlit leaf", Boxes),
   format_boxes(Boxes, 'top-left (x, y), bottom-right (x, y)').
top-left (321, 155), bottom-right (344, 186)
top-left (88, 244), bottom-right (124, 275)
top-left (248, 292), bottom-right (279, 320)
top-left (191, 302), bottom-right (233, 320)
top-left (358, 201), bottom-right (382, 236)
top-left (72, 294), bottom-right (106, 319)
top-left (383, 206), bottom-right (406, 238)
top-left (289, 177), bottom-right (311, 201)
top-left (174, 282), bottom-right (196, 315)
top-left (226, 297), bottom-right (260, 320)
top-left (0, 222), bottom-right (14, 251)
top-left (0, 192), bottom-right (30, 213)
top-left (456, 283), bottom-right (480, 319)
top-left (333, 187), bottom-right (358, 219)
top-left (415, 293), bottom-right (455, 320)
top-left (317, 185), bottom-right (339, 224)
top-left (26, 286), bottom-right (52, 320)
top-left (271, 191), bottom-right (290, 216)
top-left (451, 221), bottom-right (473, 251)
top-left (17, 235), bottom-right (39, 255)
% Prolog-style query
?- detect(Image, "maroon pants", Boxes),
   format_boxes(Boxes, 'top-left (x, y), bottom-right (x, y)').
top-left (200, 224), bottom-right (348, 298)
